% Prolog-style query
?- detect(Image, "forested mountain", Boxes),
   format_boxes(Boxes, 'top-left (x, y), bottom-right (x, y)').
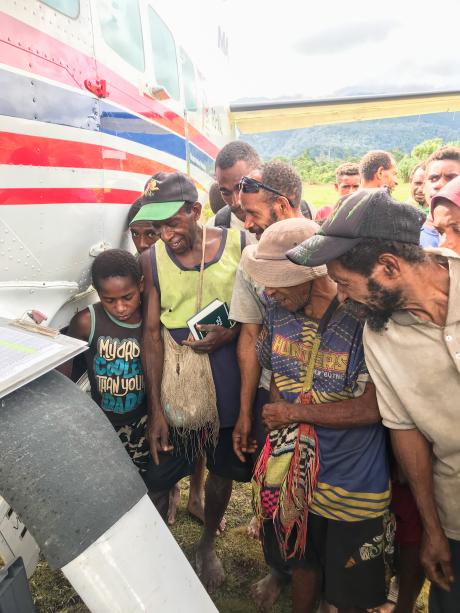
top-left (244, 112), bottom-right (460, 160)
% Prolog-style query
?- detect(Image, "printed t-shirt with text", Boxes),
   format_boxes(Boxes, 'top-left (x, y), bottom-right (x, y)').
top-left (257, 301), bottom-right (390, 521)
top-left (86, 303), bottom-right (146, 427)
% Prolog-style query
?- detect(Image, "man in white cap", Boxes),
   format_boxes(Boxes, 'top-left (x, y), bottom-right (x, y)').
top-left (245, 218), bottom-right (390, 613)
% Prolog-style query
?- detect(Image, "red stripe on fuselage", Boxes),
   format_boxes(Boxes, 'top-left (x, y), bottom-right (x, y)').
top-left (0, 187), bottom-right (140, 205)
top-left (1, 131), bottom-right (175, 174)
top-left (0, 11), bottom-right (219, 158)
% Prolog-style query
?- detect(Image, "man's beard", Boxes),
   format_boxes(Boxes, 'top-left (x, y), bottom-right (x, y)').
top-left (344, 278), bottom-right (404, 332)
top-left (249, 207), bottom-right (278, 238)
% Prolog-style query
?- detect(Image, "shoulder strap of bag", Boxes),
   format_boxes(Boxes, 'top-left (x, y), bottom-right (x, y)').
top-left (302, 296), bottom-right (339, 394)
top-left (195, 225), bottom-right (207, 312)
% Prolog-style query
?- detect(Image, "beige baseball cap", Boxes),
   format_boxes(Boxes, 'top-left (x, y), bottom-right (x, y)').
top-left (242, 218), bottom-right (327, 288)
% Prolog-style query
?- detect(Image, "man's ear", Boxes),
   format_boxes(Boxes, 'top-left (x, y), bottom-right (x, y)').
top-left (277, 195), bottom-right (291, 214)
top-left (192, 201), bottom-right (202, 220)
top-left (139, 275), bottom-right (145, 294)
top-left (377, 253), bottom-right (401, 277)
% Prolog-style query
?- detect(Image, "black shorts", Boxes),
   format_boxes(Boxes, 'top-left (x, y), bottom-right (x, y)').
top-left (206, 427), bottom-right (254, 482)
top-left (144, 427), bottom-right (254, 492)
top-left (114, 414), bottom-right (150, 470)
top-left (263, 513), bottom-right (388, 610)
top-left (429, 538), bottom-right (460, 613)
top-left (252, 386), bottom-right (270, 449)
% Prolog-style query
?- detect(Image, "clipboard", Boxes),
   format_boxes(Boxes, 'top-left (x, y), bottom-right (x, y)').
top-left (0, 317), bottom-right (88, 398)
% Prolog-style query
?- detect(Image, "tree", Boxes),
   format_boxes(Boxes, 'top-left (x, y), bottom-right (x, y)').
top-left (411, 138), bottom-right (442, 160)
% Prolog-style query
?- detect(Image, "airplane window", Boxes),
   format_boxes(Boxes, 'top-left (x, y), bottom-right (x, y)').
top-left (148, 8), bottom-right (180, 101)
top-left (181, 50), bottom-right (198, 112)
top-left (95, 0), bottom-right (145, 72)
top-left (41, 0), bottom-right (80, 18)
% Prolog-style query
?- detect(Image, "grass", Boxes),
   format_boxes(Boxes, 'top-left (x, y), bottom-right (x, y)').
top-left (29, 478), bottom-right (429, 612)
top-left (303, 183), bottom-right (411, 213)
top-left (29, 480), bottom-right (292, 613)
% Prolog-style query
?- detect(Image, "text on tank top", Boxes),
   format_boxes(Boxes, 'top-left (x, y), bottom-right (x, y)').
top-left (86, 303), bottom-right (146, 427)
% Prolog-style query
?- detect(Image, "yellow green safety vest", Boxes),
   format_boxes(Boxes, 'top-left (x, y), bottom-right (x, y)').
top-left (153, 228), bottom-right (243, 329)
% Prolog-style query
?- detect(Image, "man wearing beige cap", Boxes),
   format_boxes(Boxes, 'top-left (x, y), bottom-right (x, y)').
top-left (245, 219), bottom-right (389, 613)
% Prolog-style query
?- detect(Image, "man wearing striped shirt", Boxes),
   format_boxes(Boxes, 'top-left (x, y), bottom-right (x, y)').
top-left (244, 219), bottom-right (390, 612)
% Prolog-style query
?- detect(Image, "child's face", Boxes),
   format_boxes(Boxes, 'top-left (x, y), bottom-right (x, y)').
top-left (98, 276), bottom-right (143, 324)
top-left (130, 222), bottom-right (159, 254)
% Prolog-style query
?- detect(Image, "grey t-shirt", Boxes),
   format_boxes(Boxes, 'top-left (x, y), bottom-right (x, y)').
top-left (229, 257), bottom-right (271, 390)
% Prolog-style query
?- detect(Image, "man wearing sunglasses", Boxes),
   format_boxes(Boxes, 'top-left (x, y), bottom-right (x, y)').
top-left (230, 161), bottom-right (306, 473)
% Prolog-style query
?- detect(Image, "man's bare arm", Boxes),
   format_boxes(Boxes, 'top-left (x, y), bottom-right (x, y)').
top-left (140, 249), bottom-right (171, 464)
top-left (238, 323), bottom-right (262, 416)
top-left (262, 382), bottom-right (380, 431)
top-left (391, 428), bottom-right (453, 591)
top-left (232, 323), bottom-right (261, 461)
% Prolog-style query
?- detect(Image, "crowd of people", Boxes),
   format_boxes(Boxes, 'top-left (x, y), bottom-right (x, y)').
top-left (64, 140), bottom-right (460, 613)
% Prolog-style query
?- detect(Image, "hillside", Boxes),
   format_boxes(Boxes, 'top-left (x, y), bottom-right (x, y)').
top-left (245, 112), bottom-right (460, 160)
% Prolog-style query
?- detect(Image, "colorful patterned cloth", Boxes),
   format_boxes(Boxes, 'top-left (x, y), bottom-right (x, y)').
top-left (253, 421), bottom-right (318, 558)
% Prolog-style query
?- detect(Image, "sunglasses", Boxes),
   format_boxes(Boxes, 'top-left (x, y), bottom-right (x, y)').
top-left (238, 176), bottom-right (295, 207)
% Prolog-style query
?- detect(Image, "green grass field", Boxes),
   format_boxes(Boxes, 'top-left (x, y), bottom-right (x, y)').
top-left (304, 183), bottom-right (410, 213)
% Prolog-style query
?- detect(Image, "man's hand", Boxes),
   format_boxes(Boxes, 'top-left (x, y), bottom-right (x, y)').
top-left (262, 401), bottom-right (295, 431)
top-left (182, 324), bottom-right (238, 354)
top-left (232, 412), bottom-right (257, 462)
top-left (147, 412), bottom-right (173, 465)
top-left (421, 528), bottom-right (454, 591)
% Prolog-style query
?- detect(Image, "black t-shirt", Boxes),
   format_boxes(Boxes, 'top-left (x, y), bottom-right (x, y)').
top-left (85, 303), bottom-right (146, 427)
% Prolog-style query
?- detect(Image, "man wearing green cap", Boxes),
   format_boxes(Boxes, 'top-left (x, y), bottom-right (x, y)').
top-left (137, 171), bottom-right (250, 592)
top-left (288, 188), bottom-right (460, 613)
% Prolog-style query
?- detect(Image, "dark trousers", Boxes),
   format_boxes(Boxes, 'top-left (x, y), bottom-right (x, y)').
top-left (429, 538), bottom-right (460, 613)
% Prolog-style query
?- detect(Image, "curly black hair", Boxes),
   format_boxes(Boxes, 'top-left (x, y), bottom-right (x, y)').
top-left (260, 160), bottom-right (303, 207)
top-left (215, 140), bottom-right (260, 170)
top-left (92, 249), bottom-right (142, 291)
top-left (359, 150), bottom-right (395, 182)
top-left (426, 146), bottom-right (460, 168)
top-left (337, 239), bottom-right (426, 276)
top-left (335, 162), bottom-right (359, 183)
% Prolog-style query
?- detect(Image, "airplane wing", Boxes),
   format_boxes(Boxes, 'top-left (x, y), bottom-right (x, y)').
top-left (230, 90), bottom-right (460, 134)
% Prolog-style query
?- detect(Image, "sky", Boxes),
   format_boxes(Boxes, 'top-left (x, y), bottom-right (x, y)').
top-left (223, 0), bottom-right (460, 102)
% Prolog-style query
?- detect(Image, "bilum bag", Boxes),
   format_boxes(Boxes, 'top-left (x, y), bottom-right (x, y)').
top-left (160, 226), bottom-right (219, 449)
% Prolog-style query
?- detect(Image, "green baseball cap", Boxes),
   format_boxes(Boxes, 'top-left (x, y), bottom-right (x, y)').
top-left (130, 172), bottom-right (198, 224)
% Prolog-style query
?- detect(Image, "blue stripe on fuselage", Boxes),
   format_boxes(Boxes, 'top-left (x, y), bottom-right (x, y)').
top-left (189, 142), bottom-right (214, 175)
top-left (0, 67), bottom-right (215, 167)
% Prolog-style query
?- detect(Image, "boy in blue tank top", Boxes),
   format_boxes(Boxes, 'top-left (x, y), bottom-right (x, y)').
top-left (67, 249), bottom-right (147, 449)
top-left (65, 250), bottom-right (180, 518)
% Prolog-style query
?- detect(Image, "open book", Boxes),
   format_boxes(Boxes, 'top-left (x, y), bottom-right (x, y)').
top-left (0, 318), bottom-right (88, 398)
top-left (187, 299), bottom-right (235, 341)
